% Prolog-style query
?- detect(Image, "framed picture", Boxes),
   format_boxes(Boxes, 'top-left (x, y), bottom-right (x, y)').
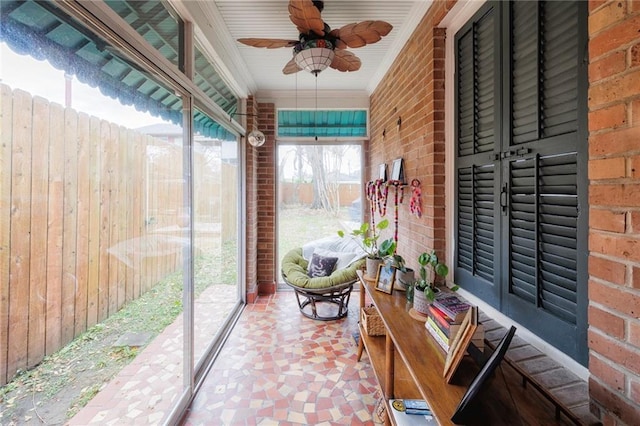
top-left (443, 306), bottom-right (478, 383)
top-left (391, 158), bottom-right (404, 183)
top-left (378, 163), bottom-right (387, 181)
top-left (450, 326), bottom-right (517, 424)
top-left (375, 263), bottom-right (396, 294)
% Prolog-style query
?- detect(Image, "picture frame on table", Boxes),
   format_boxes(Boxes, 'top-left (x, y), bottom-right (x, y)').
top-left (450, 326), bottom-right (517, 424)
top-left (443, 306), bottom-right (478, 383)
top-left (375, 263), bottom-right (396, 294)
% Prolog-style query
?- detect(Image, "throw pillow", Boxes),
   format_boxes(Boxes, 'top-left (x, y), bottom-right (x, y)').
top-left (308, 253), bottom-right (339, 278)
top-left (313, 248), bottom-right (357, 270)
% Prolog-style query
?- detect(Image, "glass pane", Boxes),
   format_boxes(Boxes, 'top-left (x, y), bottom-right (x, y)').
top-left (277, 144), bottom-right (363, 284)
top-left (106, 0), bottom-right (181, 67)
top-left (0, 2), bottom-right (185, 421)
top-left (192, 109), bottom-right (240, 365)
top-left (194, 46), bottom-right (238, 114)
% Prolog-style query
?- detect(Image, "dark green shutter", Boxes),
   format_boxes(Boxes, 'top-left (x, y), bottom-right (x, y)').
top-left (455, 0), bottom-right (587, 364)
top-left (455, 3), bottom-right (499, 304)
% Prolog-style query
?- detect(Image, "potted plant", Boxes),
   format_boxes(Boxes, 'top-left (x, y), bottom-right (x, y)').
top-left (412, 250), bottom-right (453, 315)
top-left (338, 218), bottom-right (391, 278)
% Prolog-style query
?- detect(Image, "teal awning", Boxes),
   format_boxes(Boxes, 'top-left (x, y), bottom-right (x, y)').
top-left (0, 0), bottom-right (236, 140)
top-left (278, 110), bottom-right (368, 138)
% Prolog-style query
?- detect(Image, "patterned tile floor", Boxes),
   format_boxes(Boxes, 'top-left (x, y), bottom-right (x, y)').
top-left (182, 292), bottom-right (381, 425)
top-left (70, 290), bottom-right (380, 425)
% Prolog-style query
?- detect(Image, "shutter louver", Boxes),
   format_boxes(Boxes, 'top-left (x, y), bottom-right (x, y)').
top-left (474, 165), bottom-right (495, 281)
top-left (457, 165), bottom-right (495, 282)
top-left (509, 153), bottom-right (578, 324)
top-left (457, 168), bottom-right (473, 272)
top-left (541, 1), bottom-right (578, 138)
top-left (458, 31), bottom-right (474, 157)
top-left (475, 12), bottom-right (495, 154)
top-left (539, 152), bottom-right (578, 324)
top-left (509, 157), bottom-right (537, 303)
top-left (512, 2), bottom-right (539, 145)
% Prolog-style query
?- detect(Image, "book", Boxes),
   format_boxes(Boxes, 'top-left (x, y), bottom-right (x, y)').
top-left (404, 399), bottom-right (431, 415)
top-left (426, 305), bottom-right (461, 338)
top-left (425, 319), bottom-right (450, 352)
top-left (389, 399), bottom-right (437, 425)
top-left (433, 294), bottom-right (471, 322)
top-left (425, 317), bottom-right (485, 352)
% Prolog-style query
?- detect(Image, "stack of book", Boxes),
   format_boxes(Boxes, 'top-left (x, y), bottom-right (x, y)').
top-left (424, 294), bottom-right (484, 352)
top-left (389, 399), bottom-right (437, 425)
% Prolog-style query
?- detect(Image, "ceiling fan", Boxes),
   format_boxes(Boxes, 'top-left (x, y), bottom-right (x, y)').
top-left (237, 0), bottom-right (393, 75)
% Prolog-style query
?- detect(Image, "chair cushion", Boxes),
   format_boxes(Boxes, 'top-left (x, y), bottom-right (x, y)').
top-left (282, 248), bottom-right (365, 290)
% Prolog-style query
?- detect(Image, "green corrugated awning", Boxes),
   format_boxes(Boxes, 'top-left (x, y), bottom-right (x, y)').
top-left (278, 110), bottom-right (368, 138)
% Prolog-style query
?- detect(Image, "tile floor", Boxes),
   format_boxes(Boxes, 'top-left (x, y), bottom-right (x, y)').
top-left (182, 292), bottom-right (381, 425)
top-left (71, 290), bottom-right (381, 425)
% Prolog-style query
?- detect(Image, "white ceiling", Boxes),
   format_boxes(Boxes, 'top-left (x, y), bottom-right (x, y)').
top-left (204, 0), bottom-right (432, 98)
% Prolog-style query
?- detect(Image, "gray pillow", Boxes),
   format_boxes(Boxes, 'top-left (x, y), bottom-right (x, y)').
top-left (308, 253), bottom-right (339, 278)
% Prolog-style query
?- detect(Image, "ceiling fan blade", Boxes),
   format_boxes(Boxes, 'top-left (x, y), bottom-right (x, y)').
top-left (237, 38), bottom-right (298, 49)
top-left (283, 58), bottom-right (302, 75)
top-left (328, 29), bottom-right (348, 49)
top-left (334, 21), bottom-right (393, 48)
top-left (289, 0), bottom-right (325, 36)
top-left (330, 49), bottom-right (361, 72)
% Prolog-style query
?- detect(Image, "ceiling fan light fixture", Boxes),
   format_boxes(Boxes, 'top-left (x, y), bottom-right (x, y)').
top-left (293, 39), bottom-right (335, 75)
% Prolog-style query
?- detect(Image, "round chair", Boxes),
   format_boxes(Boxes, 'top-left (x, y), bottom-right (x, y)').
top-left (281, 246), bottom-right (365, 321)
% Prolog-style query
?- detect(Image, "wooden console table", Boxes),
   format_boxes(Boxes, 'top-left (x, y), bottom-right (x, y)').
top-left (356, 270), bottom-right (574, 425)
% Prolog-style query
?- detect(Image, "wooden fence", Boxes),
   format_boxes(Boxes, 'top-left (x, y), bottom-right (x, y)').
top-left (0, 84), bottom-right (235, 385)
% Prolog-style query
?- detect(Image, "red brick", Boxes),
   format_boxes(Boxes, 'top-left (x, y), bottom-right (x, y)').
top-left (589, 69), bottom-right (640, 107)
top-left (589, 103), bottom-right (628, 132)
top-left (632, 42), bottom-right (640, 68)
top-left (589, 304), bottom-right (626, 338)
top-left (589, 353), bottom-right (626, 391)
top-left (630, 155), bottom-right (640, 179)
top-left (589, 329), bottom-right (640, 372)
top-left (589, 1), bottom-right (627, 35)
top-left (590, 50), bottom-right (627, 80)
top-left (590, 232), bottom-right (640, 263)
top-left (589, 184), bottom-right (640, 208)
top-left (589, 255), bottom-right (627, 285)
top-left (631, 377), bottom-right (640, 404)
top-left (589, 378), bottom-right (640, 426)
top-left (590, 14), bottom-right (640, 60)
top-left (634, 266), bottom-right (640, 289)
top-left (589, 0), bottom-right (608, 13)
top-left (633, 100), bottom-right (640, 126)
top-left (589, 156), bottom-right (627, 179)
top-left (589, 278), bottom-right (640, 316)
top-left (589, 127), bottom-right (640, 157)
top-left (630, 319), bottom-right (640, 346)
top-left (589, 208), bottom-right (627, 232)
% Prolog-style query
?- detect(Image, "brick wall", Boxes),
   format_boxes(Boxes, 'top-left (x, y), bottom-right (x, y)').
top-left (246, 96), bottom-right (259, 303)
top-left (587, 1), bottom-right (640, 424)
top-left (256, 103), bottom-right (277, 295)
top-left (369, 1), bottom-right (452, 275)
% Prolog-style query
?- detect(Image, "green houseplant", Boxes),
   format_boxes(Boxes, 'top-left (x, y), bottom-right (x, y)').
top-left (338, 218), bottom-right (391, 278)
top-left (412, 250), bottom-right (455, 315)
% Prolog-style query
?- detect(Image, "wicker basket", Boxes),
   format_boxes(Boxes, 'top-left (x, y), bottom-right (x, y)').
top-left (361, 306), bottom-right (386, 336)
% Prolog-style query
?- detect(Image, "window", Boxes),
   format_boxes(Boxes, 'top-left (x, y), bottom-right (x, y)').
top-left (454, 1), bottom-right (588, 364)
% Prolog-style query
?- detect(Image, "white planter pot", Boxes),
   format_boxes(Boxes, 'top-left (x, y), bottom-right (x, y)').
top-left (365, 257), bottom-right (383, 279)
top-left (413, 289), bottom-right (430, 315)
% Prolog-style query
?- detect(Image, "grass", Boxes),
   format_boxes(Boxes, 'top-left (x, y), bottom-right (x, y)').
top-left (278, 204), bottom-right (354, 258)
top-left (0, 242), bottom-right (238, 424)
